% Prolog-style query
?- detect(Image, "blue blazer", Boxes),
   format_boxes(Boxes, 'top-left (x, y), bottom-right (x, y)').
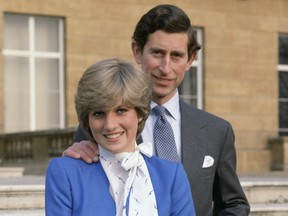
top-left (45, 155), bottom-right (196, 216)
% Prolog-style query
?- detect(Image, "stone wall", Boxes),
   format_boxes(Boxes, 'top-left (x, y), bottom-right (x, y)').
top-left (0, 0), bottom-right (288, 174)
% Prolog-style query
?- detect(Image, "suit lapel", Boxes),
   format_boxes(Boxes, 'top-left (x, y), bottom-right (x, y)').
top-left (180, 100), bottom-right (206, 175)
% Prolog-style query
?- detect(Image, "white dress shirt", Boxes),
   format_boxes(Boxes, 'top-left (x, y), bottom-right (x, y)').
top-left (141, 90), bottom-right (181, 159)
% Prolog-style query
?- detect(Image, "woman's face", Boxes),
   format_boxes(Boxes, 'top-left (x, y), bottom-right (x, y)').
top-left (88, 105), bottom-right (139, 153)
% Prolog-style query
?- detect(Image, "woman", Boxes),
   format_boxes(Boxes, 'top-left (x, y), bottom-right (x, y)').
top-left (45, 58), bottom-right (195, 216)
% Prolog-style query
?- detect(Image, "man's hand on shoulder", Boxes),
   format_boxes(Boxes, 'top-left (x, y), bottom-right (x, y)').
top-left (62, 140), bottom-right (99, 163)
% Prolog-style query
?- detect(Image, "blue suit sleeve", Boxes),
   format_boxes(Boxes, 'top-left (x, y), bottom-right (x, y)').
top-left (171, 163), bottom-right (196, 216)
top-left (45, 159), bottom-right (72, 216)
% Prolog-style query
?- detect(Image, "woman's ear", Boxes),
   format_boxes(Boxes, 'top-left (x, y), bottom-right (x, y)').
top-left (131, 40), bottom-right (142, 64)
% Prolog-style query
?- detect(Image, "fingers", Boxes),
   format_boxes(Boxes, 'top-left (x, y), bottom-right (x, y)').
top-left (62, 140), bottom-right (99, 163)
top-left (62, 145), bottom-right (82, 158)
top-left (82, 141), bottom-right (100, 162)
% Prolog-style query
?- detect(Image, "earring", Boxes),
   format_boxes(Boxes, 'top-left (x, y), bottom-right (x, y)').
top-left (138, 118), bottom-right (143, 123)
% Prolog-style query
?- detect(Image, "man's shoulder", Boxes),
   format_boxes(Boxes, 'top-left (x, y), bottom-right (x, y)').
top-left (179, 99), bottom-right (229, 125)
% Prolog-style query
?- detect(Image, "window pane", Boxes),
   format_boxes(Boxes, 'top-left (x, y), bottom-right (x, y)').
top-left (279, 33), bottom-right (288, 65)
top-left (35, 58), bottom-right (60, 129)
top-left (4, 14), bottom-right (29, 50)
top-left (279, 102), bottom-right (288, 128)
top-left (279, 71), bottom-right (288, 136)
top-left (35, 17), bottom-right (59, 52)
top-left (279, 71), bottom-right (288, 98)
top-left (4, 56), bottom-right (30, 132)
top-left (279, 131), bottom-right (288, 136)
top-left (179, 67), bottom-right (197, 107)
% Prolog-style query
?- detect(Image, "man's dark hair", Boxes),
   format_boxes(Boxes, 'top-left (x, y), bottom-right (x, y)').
top-left (132, 4), bottom-right (201, 60)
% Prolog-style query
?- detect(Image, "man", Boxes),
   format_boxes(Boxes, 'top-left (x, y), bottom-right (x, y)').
top-left (63, 4), bottom-right (250, 216)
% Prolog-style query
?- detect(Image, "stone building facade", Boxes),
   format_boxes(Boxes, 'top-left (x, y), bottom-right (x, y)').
top-left (0, 0), bottom-right (287, 174)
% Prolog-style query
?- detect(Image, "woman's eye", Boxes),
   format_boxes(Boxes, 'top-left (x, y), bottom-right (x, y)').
top-left (117, 108), bottom-right (128, 114)
top-left (92, 111), bottom-right (104, 117)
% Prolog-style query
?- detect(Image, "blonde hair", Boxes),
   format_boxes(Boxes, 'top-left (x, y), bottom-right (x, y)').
top-left (75, 58), bottom-right (151, 140)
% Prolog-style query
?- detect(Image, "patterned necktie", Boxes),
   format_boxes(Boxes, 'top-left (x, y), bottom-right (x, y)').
top-left (153, 105), bottom-right (180, 162)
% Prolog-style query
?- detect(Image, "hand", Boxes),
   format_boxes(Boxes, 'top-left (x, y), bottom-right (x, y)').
top-left (62, 140), bottom-right (99, 163)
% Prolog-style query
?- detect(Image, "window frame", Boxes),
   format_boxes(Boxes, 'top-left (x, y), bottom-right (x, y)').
top-left (2, 14), bottom-right (65, 132)
top-left (278, 33), bottom-right (288, 136)
top-left (179, 27), bottom-right (204, 109)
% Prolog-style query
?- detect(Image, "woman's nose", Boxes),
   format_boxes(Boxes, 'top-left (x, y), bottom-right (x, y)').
top-left (104, 113), bottom-right (118, 130)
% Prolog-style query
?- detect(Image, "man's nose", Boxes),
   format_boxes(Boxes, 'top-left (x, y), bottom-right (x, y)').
top-left (159, 56), bottom-right (171, 74)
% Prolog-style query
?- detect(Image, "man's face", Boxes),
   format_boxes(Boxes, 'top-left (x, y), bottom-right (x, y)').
top-left (132, 30), bottom-right (195, 105)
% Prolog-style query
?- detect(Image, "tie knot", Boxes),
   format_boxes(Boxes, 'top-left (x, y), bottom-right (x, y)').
top-left (153, 105), bottom-right (166, 117)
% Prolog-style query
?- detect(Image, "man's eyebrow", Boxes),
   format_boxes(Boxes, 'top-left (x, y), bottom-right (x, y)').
top-left (170, 50), bottom-right (186, 56)
top-left (149, 47), bottom-right (165, 52)
top-left (149, 47), bottom-right (185, 55)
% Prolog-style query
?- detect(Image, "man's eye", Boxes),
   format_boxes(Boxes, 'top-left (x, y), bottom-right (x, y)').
top-left (152, 50), bottom-right (164, 57)
top-left (171, 53), bottom-right (184, 59)
top-left (173, 54), bottom-right (182, 58)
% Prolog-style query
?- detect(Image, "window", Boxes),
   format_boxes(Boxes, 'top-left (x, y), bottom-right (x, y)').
top-left (3, 14), bottom-right (65, 133)
top-left (278, 33), bottom-right (288, 136)
top-left (179, 28), bottom-right (203, 109)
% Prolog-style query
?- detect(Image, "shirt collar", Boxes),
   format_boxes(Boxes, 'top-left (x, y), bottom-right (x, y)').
top-left (151, 90), bottom-right (180, 120)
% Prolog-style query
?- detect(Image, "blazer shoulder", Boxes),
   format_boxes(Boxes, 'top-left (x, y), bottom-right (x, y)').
top-left (144, 155), bottom-right (184, 178)
top-left (49, 156), bottom-right (90, 167)
top-left (47, 156), bottom-right (101, 176)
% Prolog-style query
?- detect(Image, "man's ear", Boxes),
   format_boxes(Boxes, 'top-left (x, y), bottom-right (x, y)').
top-left (185, 53), bottom-right (197, 71)
top-left (131, 40), bottom-right (142, 64)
